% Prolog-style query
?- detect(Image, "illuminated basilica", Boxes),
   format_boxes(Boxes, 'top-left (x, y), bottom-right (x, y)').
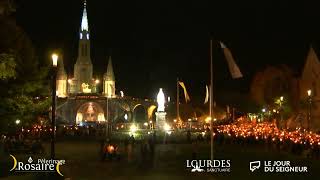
top-left (55, 1), bottom-right (155, 126)
top-left (56, 1), bottom-right (115, 98)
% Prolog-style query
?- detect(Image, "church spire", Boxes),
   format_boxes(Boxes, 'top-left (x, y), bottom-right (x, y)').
top-left (72, 0), bottom-right (93, 93)
top-left (56, 55), bottom-right (67, 97)
top-left (105, 56), bottom-right (115, 81)
top-left (103, 56), bottom-right (116, 98)
top-left (57, 56), bottom-right (67, 79)
top-left (81, 0), bottom-right (89, 32)
top-left (79, 0), bottom-right (89, 40)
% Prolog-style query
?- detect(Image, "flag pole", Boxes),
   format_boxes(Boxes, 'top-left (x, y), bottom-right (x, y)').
top-left (106, 96), bottom-right (109, 137)
top-left (210, 39), bottom-right (214, 161)
top-left (176, 78), bottom-right (180, 128)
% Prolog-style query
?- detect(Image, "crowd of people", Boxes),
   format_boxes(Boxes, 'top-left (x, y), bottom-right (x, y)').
top-left (60, 125), bottom-right (107, 137)
top-left (2, 120), bottom-right (320, 160)
top-left (213, 122), bottom-right (320, 159)
top-left (99, 133), bottom-right (157, 169)
top-left (1, 134), bottom-right (44, 154)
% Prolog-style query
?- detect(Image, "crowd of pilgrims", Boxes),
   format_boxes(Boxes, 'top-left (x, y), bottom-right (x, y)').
top-left (208, 122), bottom-right (320, 159)
top-left (1, 122), bottom-right (319, 159)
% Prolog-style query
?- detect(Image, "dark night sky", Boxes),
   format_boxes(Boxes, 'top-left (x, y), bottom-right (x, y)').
top-left (13, 0), bottom-right (320, 102)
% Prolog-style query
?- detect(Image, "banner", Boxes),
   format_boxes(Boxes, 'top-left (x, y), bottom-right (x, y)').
top-left (178, 81), bottom-right (190, 102)
top-left (204, 85), bottom-right (209, 104)
top-left (220, 42), bottom-right (243, 79)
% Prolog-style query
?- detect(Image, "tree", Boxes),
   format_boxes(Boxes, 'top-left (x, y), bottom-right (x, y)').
top-left (0, 52), bottom-right (16, 79)
top-left (0, 16), bottom-right (50, 132)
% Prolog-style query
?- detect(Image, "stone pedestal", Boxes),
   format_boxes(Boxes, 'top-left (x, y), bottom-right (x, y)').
top-left (155, 111), bottom-right (166, 130)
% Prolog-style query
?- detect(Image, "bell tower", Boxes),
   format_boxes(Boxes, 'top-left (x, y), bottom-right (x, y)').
top-left (71, 0), bottom-right (93, 93)
top-left (103, 56), bottom-right (116, 98)
top-left (56, 55), bottom-right (67, 97)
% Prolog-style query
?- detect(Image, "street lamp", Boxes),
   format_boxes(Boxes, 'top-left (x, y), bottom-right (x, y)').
top-left (278, 96), bottom-right (284, 129)
top-left (280, 96), bottom-right (283, 119)
top-left (15, 119), bottom-right (22, 132)
top-left (149, 120), bottom-right (153, 130)
top-left (262, 108), bottom-right (266, 121)
top-left (51, 53), bottom-right (58, 159)
top-left (209, 39), bottom-right (214, 161)
top-left (307, 89), bottom-right (312, 131)
top-left (307, 89), bottom-right (312, 96)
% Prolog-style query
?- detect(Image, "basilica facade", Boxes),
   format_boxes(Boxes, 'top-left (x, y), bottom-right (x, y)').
top-left (54, 1), bottom-right (155, 126)
top-left (56, 1), bottom-right (115, 98)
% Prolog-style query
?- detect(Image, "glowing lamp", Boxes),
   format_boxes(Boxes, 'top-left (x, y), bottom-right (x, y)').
top-left (205, 116), bottom-right (211, 123)
top-left (52, 53), bottom-right (58, 67)
top-left (107, 145), bottom-right (115, 153)
top-left (307, 89), bottom-right (312, 97)
top-left (280, 96), bottom-right (284, 102)
top-left (130, 124), bottom-right (137, 133)
top-left (163, 123), bottom-right (171, 131)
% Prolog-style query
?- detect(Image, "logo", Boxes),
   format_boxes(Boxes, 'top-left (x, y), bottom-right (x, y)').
top-left (249, 160), bottom-right (308, 173)
top-left (9, 155), bottom-right (65, 176)
top-left (249, 161), bottom-right (261, 172)
top-left (186, 160), bottom-right (231, 173)
top-left (191, 165), bottom-right (205, 172)
top-left (28, 157), bottom-right (33, 163)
